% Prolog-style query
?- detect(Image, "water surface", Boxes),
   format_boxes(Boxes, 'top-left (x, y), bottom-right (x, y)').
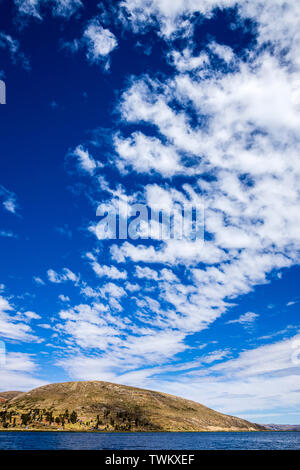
top-left (0, 431), bottom-right (299, 450)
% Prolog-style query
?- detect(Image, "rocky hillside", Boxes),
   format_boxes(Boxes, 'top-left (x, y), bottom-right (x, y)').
top-left (0, 381), bottom-right (266, 432)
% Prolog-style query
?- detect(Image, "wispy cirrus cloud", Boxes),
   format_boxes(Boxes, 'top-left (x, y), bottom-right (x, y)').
top-left (33, 276), bottom-right (45, 286)
top-left (0, 230), bottom-right (17, 238)
top-left (70, 145), bottom-right (102, 175)
top-left (0, 185), bottom-right (20, 215)
top-left (227, 312), bottom-right (259, 326)
top-left (0, 33), bottom-right (30, 70)
top-left (151, 334), bottom-right (300, 421)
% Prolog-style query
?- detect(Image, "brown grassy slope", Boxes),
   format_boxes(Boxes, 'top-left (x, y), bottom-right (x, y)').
top-left (1, 381), bottom-right (265, 431)
top-left (0, 391), bottom-right (24, 402)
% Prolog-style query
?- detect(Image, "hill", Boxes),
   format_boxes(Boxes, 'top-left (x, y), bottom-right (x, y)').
top-left (265, 424), bottom-right (300, 431)
top-left (0, 391), bottom-right (24, 403)
top-left (0, 381), bottom-right (266, 432)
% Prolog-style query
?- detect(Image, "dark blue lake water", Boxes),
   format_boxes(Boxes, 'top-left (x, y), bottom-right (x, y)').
top-left (0, 431), bottom-right (299, 450)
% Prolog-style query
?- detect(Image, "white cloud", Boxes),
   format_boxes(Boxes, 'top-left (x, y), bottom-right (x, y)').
top-left (150, 337), bottom-right (300, 421)
top-left (5, 352), bottom-right (36, 372)
top-left (63, 17), bottom-right (118, 70)
top-left (0, 185), bottom-right (19, 215)
top-left (91, 261), bottom-right (127, 280)
top-left (120, 0), bottom-right (300, 63)
top-left (51, 0), bottom-right (82, 17)
top-left (169, 48), bottom-right (210, 72)
top-left (119, 0), bottom-right (220, 37)
top-left (0, 296), bottom-right (39, 342)
top-left (115, 131), bottom-right (183, 176)
top-left (125, 282), bottom-right (140, 292)
top-left (0, 352), bottom-right (46, 391)
top-left (38, 323), bottom-right (52, 329)
top-left (209, 41), bottom-right (234, 63)
top-left (111, 239), bottom-right (225, 266)
top-left (58, 294), bottom-right (70, 302)
top-left (212, 335), bottom-right (300, 379)
top-left (99, 282), bottom-right (127, 300)
top-left (57, 328), bottom-right (187, 379)
top-left (57, 301), bottom-right (123, 349)
top-left (0, 230), bottom-right (17, 238)
top-left (160, 268), bottom-right (179, 283)
top-left (47, 268), bottom-right (79, 284)
top-left (227, 312), bottom-right (259, 325)
top-left (122, 330), bottom-right (187, 362)
top-left (3, 199), bottom-right (17, 214)
top-left (15, 0), bottom-right (42, 19)
top-left (0, 33), bottom-right (30, 69)
top-left (58, 319), bottom-right (121, 350)
top-left (72, 145), bottom-right (100, 175)
top-left (23, 311), bottom-right (41, 320)
top-left (33, 276), bottom-right (45, 286)
top-left (83, 18), bottom-right (117, 68)
top-left (135, 265), bottom-right (159, 281)
top-left (14, 0), bottom-right (82, 20)
top-left (200, 349), bottom-right (232, 364)
top-left (79, 281), bottom-right (128, 312)
top-left (108, 19), bottom-right (300, 338)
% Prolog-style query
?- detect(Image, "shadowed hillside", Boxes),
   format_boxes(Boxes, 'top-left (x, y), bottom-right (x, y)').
top-left (0, 381), bottom-right (266, 432)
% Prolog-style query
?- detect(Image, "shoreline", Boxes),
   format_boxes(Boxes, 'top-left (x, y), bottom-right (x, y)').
top-left (0, 429), bottom-right (296, 433)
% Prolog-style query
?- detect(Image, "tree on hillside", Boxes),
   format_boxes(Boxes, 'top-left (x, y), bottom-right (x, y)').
top-left (21, 413), bottom-right (31, 426)
top-left (70, 411), bottom-right (77, 424)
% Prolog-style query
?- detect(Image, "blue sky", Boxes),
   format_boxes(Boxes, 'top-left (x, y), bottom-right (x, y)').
top-left (1, 0), bottom-right (300, 425)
